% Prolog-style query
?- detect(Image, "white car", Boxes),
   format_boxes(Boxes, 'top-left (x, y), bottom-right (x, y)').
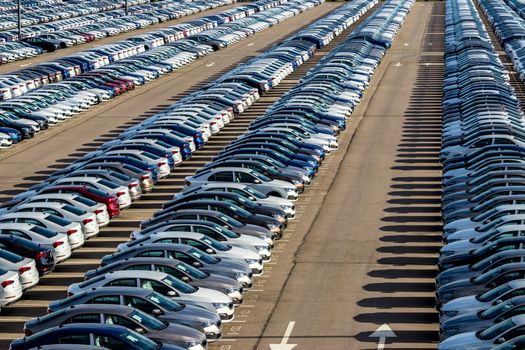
top-left (13, 202), bottom-right (99, 238)
top-left (0, 267), bottom-right (22, 307)
top-left (0, 212), bottom-right (84, 249)
top-left (68, 270), bottom-right (235, 321)
top-left (184, 167), bottom-right (298, 200)
top-left (0, 223), bottom-right (71, 262)
top-left (23, 193), bottom-right (110, 227)
top-left (0, 250), bottom-right (39, 290)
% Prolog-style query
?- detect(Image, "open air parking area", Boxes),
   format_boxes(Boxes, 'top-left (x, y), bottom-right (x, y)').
top-left (2, 0), bottom-right (525, 349)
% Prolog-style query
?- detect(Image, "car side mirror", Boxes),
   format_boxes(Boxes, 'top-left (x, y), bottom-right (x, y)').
top-left (495, 299), bottom-right (503, 304)
top-left (497, 337), bottom-right (506, 344)
top-left (152, 308), bottom-right (163, 316)
top-left (135, 327), bottom-right (145, 334)
top-left (253, 179), bottom-right (261, 184)
top-left (206, 248), bottom-right (214, 254)
top-left (192, 261), bottom-right (202, 267)
top-left (248, 196), bottom-right (256, 201)
top-left (167, 290), bottom-right (177, 297)
top-left (181, 276), bottom-right (190, 282)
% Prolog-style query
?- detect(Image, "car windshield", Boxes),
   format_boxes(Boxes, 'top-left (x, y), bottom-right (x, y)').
top-left (162, 275), bottom-right (197, 294)
top-left (99, 179), bottom-right (120, 189)
top-left (109, 172), bottom-right (130, 181)
top-left (243, 187), bottom-right (267, 199)
top-left (481, 299), bottom-right (517, 319)
top-left (127, 309), bottom-right (167, 331)
top-left (250, 170), bottom-right (271, 182)
top-left (471, 252), bottom-right (505, 270)
top-left (74, 196), bottom-right (98, 206)
top-left (188, 247), bottom-right (219, 264)
top-left (479, 283), bottom-right (513, 302)
top-left (0, 249), bottom-right (23, 263)
top-left (118, 330), bottom-right (159, 350)
top-left (87, 187), bottom-right (110, 196)
top-left (174, 261), bottom-right (208, 279)
top-left (226, 204), bottom-right (251, 218)
top-left (146, 291), bottom-right (184, 311)
top-left (479, 318), bottom-right (516, 340)
top-left (201, 236), bottom-right (230, 250)
top-left (30, 226), bottom-right (58, 238)
top-left (63, 205), bottom-right (87, 216)
top-left (217, 214), bottom-right (242, 227)
top-left (236, 196), bottom-right (258, 208)
top-left (211, 223), bottom-right (239, 238)
top-left (45, 215), bottom-right (71, 226)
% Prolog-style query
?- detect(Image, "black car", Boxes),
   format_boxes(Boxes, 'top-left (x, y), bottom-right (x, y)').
top-left (0, 235), bottom-right (55, 274)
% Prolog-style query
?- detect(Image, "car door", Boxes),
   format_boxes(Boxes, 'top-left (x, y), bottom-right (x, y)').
top-left (139, 278), bottom-right (177, 296)
top-left (63, 313), bottom-right (101, 325)
top-left (93, 333), bottom-right (129, 350)
top-left (209, 171), bottom-right (234, 182)
top-left (58, 333), bottom-right (91, 345)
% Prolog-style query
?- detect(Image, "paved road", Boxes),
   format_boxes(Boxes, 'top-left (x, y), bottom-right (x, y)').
top-left (211, 3), bottom-right (444, 350)
top-left (0, 2), bottom-right (241, 74)
top-left (0, 2), bottom-right (342, 202)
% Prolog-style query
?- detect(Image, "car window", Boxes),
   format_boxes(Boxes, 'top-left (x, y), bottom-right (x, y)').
top-left (124, 296), bottom-right (155, 313)
top-left (209, 172), bottom-right (233, 182)
top-left (194, 226), bottom-right (223, 240)
top-left (139, 250), bottom-right (164, 258)
top-left (91, 295), bottom-right (120, 304)
top-left (21, 219), bottom-right (44, 226)
top-left (1, 230), bottom-right (30, 239)
top-left (181, 238), bottom-right (208, 250)
top-left (104, 314), bottom-right (137, 328)
top-left (154, 265), bottom-right (185, 279)
top-left (159, 238), bottom-right (177, 244)
top-left (140, 279), bottom-right (173, 295)
top-left (235, 171), bottom-right (257, 183)
top-left (106, 279), bottom-right (137, 287)
top-left (0, 219), bottom-right (15, 224)
top-left (125, 264), bottom-right (151, 271)
top-left (94, 334), bottom-right (128, 350)
top-left (58, 334), bottom-right (91, 345)
top-left (67, 314), bottom-right (101, 324)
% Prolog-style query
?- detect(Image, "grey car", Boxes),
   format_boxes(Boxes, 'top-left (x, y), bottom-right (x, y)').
top-left (440, 295), bottom-right (525, 340)
top-left (47, 287), bottom-right (222, 340)
top-left (100, 243), bottom-right (253, 287)
top-left (84, 257), bottom-right (244, 303)
top-left (23, 304), bottom-right (207, 349)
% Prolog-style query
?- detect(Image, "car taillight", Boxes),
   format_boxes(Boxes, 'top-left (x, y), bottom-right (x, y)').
top-left (116, 191), bottom-right (126, 197)
top-left (158, 162), bottom-right (166, 166)
top-left (66, 229), bottom-right (77, 236)
top-left (94, 209), bottom-right (104, 214)
top-left (35, 252), bottom-right (46, 260)
top-left (181, 144), bottom-right (187, 149)
top-left (140, 175), bottom-right (150, 181)
top-left (1, 280), bottom-right (14, 287)
top-left (47, 308), bottom-right (52, 314)
top-left (185, 180), bottom-right (191, 186)
top-left (171, 150), bottom-right (179, 154)
top-left (194, 133), bottom-right (200, 138)
top-left (82, 218), bottom-right (93, 225)
top-left (129, 183), bottom-right (138, 188)
top-left (53, 241), bottom-right (64, 248)
top-left (67, 291), bottom-right (73, 297)
top-left (19, 266), bottom-right (31, 274)
top-left (211, 121), bottom-right (217, 125)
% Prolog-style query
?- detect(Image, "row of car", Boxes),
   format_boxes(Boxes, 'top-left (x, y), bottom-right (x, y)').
top-left (0, 0), bottom-right (235, 65)
top-left (0, 0), bottom-right (234, 65)
top-left (1, 1), bottom-right (413, 349)
top-left (0, 0), bottom-right (149, 32)
top-left (436, 0), bottom-right (525, 349)
top-left (0, 0), bottom-right (316, 150)
top-left (476, 0), bottom-right (525, 85)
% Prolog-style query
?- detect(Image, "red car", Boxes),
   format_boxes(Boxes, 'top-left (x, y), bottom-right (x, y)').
top-left (40, 185), bottom-right (120, 218)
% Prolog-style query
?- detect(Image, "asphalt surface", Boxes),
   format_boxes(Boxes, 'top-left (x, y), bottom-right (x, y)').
top-left (212, 2), bottom-right (445, 350)
top-left (0, 2), bottom-right (448, 349)
top-left (0, 2), bottom-right (241, 74)
top-left (0, 2), bottom-right (350, 347)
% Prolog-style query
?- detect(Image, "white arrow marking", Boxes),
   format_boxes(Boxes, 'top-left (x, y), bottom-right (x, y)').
top-left (19, 63), bottom-right (31, 67)
top-left (269, 321), bottom-right (297, 350)
top-left (370, 324), bottom-right (396, 350)
top-left (248, 43), bottom-right (254, 46)
top-left (206, 62), bottom-right (215, 67)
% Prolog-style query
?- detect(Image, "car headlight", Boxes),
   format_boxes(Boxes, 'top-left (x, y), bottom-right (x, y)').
top-left (186, 341), bottom-right (201, 348)
top-left (200, 320), bottom-right (215, 327)
top-left (284, 187), bottom-right (295, 192)
top-left (234, 272), bottom-right (249, 278)
top-left (280, 205), bottom-right (292, 210)
top-left (442, 310), bottom-right (459, 318)
top-left (212, 302), bottom-right (230, 309)
top-left (291, 179), bottom-right (302, 185)
top-left (254, 246), bottom-right (267, 252)
top-left (245, 258), bottom-right (260, 264)
top-left (225, 287), bottom-right (240, 294)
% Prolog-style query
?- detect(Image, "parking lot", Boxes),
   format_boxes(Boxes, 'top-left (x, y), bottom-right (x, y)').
top-left (7, 0), bottom-right (525, 349)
